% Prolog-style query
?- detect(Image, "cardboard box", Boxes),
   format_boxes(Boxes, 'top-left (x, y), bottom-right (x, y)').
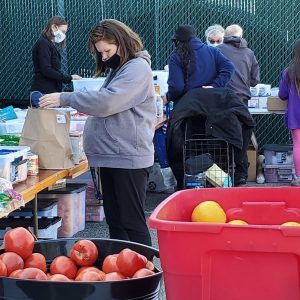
top-left (267, 97), bottom-right (287, 111)
top-left (247, 149), bottom-right (257, 182)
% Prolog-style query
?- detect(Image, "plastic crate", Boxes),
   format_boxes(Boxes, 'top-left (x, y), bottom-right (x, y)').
top-left (86, 203), bottom-right (105, 222)
top-left (263, 144), bottom-right (293, 165)
top-left (264, 164), bottom-right (294, 183)
top-left (0, 146), bottom-right (29, 182)
top-left (149, 187), bottom-right (300, 300)
top-left (38, 183), bottom-right (86, 237)
top-left (9, 200), bottom-right (58, 218)
top-left (0, 217), bottom-right (61, 239)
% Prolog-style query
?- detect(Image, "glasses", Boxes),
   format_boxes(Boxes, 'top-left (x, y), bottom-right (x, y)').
top-left (208, 39), bottom-right (222, 44)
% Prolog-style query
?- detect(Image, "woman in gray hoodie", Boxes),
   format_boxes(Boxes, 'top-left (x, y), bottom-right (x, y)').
top-left (40, 19), bottom-right (156, 246)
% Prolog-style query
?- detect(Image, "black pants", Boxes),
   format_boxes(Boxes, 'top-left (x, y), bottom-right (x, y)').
top-left (233, 125), bottom-right (252, 180)
top-left (234, 98), bottom-right (253, 180)
top-left (100, 167), bottom-right (152, 246)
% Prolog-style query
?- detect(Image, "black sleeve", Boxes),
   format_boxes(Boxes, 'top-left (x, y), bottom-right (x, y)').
top-left (37, 40), bottom-right (72, 83)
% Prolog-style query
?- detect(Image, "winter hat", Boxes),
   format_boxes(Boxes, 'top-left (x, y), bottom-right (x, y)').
top-left (172, 25), bottom-right (196, 42)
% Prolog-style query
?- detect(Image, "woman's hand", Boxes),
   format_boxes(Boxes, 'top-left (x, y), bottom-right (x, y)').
top-left (72, 74), bottom-right (82, 80)
top-left (39, 93), bottom-right (61, 108)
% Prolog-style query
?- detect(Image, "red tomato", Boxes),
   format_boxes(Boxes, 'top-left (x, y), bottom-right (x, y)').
top-left (17, 267), bottom-right (47, 280)
top-left (70, 240), bottom-right (98, 267)
top-left (50, 256), bottom-right (77, 279)
top-left (146, 261), bottom-right (155, 272)
top-left (102, 254), bottom-right (119, 273)
top-left (75, 271), bottom-right (105, 281)
top-left (0, 252), bottom-right (24, 275)
top-left (0, 259), bottom-right (7, 277)
top-left (77, 266), bottom-right (105, 278)
top-left (139, 254), bottom-right (148, 264)
top-left (104, 272), bottom-right (126, 281)
top-left (24, 253), bottom-right (47, 273)
top-left (48, 274), bottom-right (71, 282)
top-left (116, 248), bottom-right (147, 277)
top-left (9, 269), bottom-right (23, 278)
top-left (132, 268), bottom-right (155, 278)
top-left (4, 227), bottom-right (34, 259)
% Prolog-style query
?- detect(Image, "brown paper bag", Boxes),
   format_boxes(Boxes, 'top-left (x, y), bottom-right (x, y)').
top-left (19, 108), bottom-right (74, 169)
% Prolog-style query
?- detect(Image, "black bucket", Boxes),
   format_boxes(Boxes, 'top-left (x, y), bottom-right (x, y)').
top-left (0, 238), bottom-right (162, 300)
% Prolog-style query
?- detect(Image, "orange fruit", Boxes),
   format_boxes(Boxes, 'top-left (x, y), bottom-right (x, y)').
top-left (228, 220), bottom-right (248, 225)
top-left (281, 221), bottom-right (300, 226)
top-left (191, 200), bottom-right (226, 223)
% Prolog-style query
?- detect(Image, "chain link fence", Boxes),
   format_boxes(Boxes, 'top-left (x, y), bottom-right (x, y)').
top-left (0, 0), bottom-right (299, 146)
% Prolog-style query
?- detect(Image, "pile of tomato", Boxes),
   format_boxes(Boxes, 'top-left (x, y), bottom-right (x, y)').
top-left (0, 227), bottom-right (155, 281)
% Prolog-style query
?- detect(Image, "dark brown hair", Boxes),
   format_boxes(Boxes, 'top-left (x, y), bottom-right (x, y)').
top-left (88, 19), bottom-right (143, 76)
top-left (286, 40), bottom-right (300, 95)
top-left (175, 40), bottom-right (194, 88)
top-left (42, 16), bottom-right (68, 47)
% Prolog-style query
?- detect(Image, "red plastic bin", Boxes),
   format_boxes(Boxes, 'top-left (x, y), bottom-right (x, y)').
top-left (149, 187), bottom-right (300, 300)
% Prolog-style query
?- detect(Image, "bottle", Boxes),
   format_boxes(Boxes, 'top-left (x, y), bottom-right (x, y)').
top-left (165, 101), bottom-right (174, 119)
top-left (156, 95), bottom-right (164, 118)
top-left (153, 75), bottom-right (161, 95)
top-left (256, 154), bottom-right (265, 184)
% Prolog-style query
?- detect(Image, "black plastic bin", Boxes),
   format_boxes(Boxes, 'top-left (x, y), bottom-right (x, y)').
top-left (0, 238), bottom-right (162, 300)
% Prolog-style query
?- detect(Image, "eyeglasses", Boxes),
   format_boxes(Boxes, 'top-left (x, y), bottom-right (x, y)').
top-left (208, 39), bottom-right (222, 44)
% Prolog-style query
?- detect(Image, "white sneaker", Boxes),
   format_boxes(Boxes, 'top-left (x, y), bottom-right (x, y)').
top-left (291, 177), bottom-right (300, 186)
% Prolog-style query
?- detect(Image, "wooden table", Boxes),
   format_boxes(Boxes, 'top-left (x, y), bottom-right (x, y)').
top-left (8, 160), bottom-right (89, 236)
top-left (14, 160), bottom-right (89, 204)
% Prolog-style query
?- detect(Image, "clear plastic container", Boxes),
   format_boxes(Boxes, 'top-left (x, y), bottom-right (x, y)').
top-left (38, 184), bottom-right (86, 237)
top-left (72, 78), bottom-right (106, 92)
top-left (9, 200), bottom-right (58, 218)
top-left (0, 146), bottom-right (30, 182)
top-left (0, 216), bottom-right (62, 239)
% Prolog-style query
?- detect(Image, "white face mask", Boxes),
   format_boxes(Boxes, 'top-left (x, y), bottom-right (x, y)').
top-left (54, 28), bottom-right (66, 43)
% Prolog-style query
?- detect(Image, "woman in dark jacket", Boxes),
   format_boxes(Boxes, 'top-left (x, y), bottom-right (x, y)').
top-left (31, 16), bottom-right (81, 105)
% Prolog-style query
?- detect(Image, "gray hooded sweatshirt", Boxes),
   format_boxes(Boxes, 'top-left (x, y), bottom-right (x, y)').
top-left (217, 36), bottom-right (260, 100)
top-left (60, 51), bottom-right (156, 169)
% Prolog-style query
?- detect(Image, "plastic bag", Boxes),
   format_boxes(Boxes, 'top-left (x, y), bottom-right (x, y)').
top-left (147, 163), bottom-right (177, 192)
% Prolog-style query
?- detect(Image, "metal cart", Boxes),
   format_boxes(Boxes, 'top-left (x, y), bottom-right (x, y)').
top-left (183, 116), bottom-right (235, 188)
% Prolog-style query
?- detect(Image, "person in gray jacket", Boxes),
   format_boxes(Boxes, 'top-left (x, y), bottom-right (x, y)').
top-left (217, 24), bottom-right (260, 186)
top-left (217, 24), bottom-right (260, 105)
top-left (40, 19), bottom-right (156, 246)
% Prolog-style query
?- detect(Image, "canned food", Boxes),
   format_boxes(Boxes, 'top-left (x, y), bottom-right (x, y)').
top-left (27, 152), bottom-right (39, 176)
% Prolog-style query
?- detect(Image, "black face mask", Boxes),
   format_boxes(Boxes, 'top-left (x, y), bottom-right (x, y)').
top-left (103, 54), bottom-right (120, 69)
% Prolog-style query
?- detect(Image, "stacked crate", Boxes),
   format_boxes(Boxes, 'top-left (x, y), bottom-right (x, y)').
top-left (263, 144), bottom-right (294, 183)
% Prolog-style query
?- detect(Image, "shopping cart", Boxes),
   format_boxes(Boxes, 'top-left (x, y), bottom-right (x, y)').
top-left (183, 116), bottom-right (235, 188)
